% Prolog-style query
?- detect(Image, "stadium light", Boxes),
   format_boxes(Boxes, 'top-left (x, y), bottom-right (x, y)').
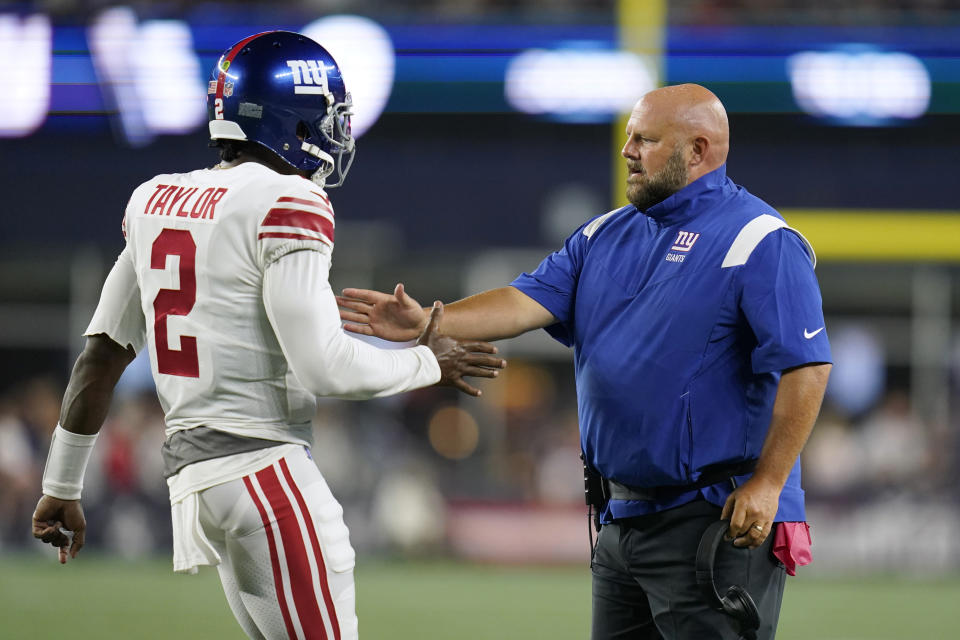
top-left (302, 15), bottom-right (395, 138)
top-left (0, 14), bottom-right (51, 138)
top-left (505, 48), bottom-right (657, 122)
top-left (89, 7), bottom-right (206, 146)
top-left (788, 48), bottom-right (931, 125)
top-left (134, 21), bottom-right (206, 134)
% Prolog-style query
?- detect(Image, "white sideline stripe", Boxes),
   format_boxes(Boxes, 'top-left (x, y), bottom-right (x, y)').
top-left (249, 470), bottom-right (307, 640)
top-left (721, 214), bottom-right (817, 269)
top-left (721, 215), bottom-right (785, 268)
top-left (275, 461), bottom-right (336, 640)
top-left (582, 210), bottom-right (618, 238)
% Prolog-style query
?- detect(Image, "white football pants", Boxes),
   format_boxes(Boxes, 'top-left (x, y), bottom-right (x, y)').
top-left (197, 447), bottom-right (358, 640)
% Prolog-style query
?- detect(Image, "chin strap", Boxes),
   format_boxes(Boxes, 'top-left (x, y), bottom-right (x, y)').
top-left (310, 169), bottom-right (328, 189)
top-left (303, 141), bottom-right (335, 189)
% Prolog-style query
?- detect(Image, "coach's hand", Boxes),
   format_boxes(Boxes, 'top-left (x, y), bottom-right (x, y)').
top-left (417, 301), bottom-right (505, 397)
top-left (338, 283), bottom-right (427, 342)
top-left (720, 474), bottom-right (780, 549)
top-left (32, 495), bottom-right (86, 564)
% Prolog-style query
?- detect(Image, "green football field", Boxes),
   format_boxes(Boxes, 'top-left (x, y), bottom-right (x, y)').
top-left (0, 555), bottom-right (957, 639)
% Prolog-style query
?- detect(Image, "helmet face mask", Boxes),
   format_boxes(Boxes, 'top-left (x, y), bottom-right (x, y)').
top-left (303, 93), bottom-right (355, 188)
top-left (207, 31), bottom-right (356, 188)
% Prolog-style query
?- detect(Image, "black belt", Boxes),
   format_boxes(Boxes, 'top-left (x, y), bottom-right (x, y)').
top-left (603, 459), bottom-right (758, 502)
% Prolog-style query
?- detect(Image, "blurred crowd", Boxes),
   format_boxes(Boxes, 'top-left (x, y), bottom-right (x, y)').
top-left (805, 391), bottom-right (957, 501)
top-left (2, 355), bottom-right (957, 564)
top-left (0, 357), bottom-right (585, 556)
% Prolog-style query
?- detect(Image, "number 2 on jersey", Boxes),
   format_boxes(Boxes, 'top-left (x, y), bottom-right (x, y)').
top-left (151, 228), bottom-right (199, 377)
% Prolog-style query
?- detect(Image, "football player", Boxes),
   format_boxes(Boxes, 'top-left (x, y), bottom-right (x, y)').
top-left (31, 31), bottom-right (505, 640)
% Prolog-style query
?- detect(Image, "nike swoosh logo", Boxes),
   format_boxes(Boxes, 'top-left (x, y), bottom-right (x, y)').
top-left (804, 327), bottom-right (824, 339)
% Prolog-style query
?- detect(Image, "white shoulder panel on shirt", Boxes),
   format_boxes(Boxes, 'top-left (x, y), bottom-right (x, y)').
top-left (582, 210), bottom-right (618, 238)
top-left (721, 213), bottom-right (816, 269)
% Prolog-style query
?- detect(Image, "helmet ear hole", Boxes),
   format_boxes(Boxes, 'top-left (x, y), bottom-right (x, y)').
top-left (296, 120), bottom-right (311, 142)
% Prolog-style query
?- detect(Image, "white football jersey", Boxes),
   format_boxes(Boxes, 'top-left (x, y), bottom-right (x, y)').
top-left (88, 162), bottom-right (340, 446)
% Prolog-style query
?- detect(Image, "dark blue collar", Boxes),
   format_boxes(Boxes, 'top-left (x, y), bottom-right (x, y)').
top-left (640, 164), bottom-right (733, 227)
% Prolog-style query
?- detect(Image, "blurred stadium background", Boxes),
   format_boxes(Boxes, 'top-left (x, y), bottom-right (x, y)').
top-left (1, 0), bottom-right (960, 637)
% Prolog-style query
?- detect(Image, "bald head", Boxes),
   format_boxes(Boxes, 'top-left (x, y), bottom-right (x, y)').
top-left (635, 84), bottom-right (729, 171)
top-left (621, 84), bottom-right (730, 209)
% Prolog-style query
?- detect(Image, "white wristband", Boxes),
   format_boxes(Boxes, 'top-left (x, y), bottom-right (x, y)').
top-left (41, 424), bottom-right (98, 500)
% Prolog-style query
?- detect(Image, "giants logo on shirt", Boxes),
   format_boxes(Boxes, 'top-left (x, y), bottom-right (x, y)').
top-left (286, 60), bottom-right (329, 95)
top-left (666, 230), bottom-right (700, 263)
top-left (671, 231), bottom-right (700, 252)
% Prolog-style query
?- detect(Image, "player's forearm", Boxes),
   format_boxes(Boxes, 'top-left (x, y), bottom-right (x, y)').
top-left (265, 251), bottom-right (440, 399)
top-left (42, 335), bottom-right (133, 500)
top-left (753, 363), bottom-right (831, 489)
top-left (59, 335), bottom-right (136, 435)
top-left (306, 334), bottom-right (439, 399)
top-left (436, 287), bottom-right (555, 341)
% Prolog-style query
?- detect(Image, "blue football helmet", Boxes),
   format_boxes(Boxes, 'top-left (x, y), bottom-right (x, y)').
top-left (207, 31), bottom-right (355, 188)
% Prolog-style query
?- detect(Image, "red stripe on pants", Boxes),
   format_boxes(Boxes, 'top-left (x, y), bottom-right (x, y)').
top-left (256, 464), bottom-right (330, 640)
top-left (243, 474), bottom-right (298, 640)
top-left (279, 457), bottom-right (342, 640)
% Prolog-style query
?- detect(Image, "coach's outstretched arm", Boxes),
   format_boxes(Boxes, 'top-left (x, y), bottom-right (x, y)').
top-left (32, 334), bottom-right (136, 563)
top-left (265, 251), bottom-right (506, 399)
top-left (338, 284), bottom-right (556, 343)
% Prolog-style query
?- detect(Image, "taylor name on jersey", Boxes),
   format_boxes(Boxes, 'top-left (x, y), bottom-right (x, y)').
top-left (105, 162), bottom-right (336, 446)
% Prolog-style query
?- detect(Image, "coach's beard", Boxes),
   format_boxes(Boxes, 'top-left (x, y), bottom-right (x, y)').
top-left (626, 148), bottom-right (688, 211)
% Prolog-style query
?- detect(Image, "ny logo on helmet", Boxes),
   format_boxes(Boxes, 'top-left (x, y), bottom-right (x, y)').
top-left (286, 60), bottom-right (329, 95)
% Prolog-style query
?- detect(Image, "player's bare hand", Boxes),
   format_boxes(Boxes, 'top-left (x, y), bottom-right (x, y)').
top-left (338, 283), bottom-right (427, 342)
top-left (416, 301), bottom-right (505, 397)
top-left (32, 495), bottom-right (86, 563)
top-left (720, 474), bottom-right (780, 549)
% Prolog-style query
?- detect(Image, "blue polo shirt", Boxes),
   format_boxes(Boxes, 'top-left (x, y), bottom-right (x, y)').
top-left (511, 165), bottom-right (831, 523)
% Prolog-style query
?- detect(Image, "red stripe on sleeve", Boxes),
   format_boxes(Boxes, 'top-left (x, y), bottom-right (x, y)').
top-left (262, 208), bottom-right (334, 242)
top-left (279, 457), bottom-right (342, 640)
top-left (276, 197), bottom-right (333, 215)
top-left (243, 475), bottom-right (298, 640)
top-left (309, 191), bottom-right (331, 207)
top-left (256, 465), bottom-right (330, 640)
top-left (258, 232), bottom-right (332, 244)
top-left (257, 232), bottom-right (332, 246)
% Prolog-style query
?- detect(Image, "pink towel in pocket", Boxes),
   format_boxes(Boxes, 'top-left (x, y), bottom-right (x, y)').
top-left (772, 521), bottom-right (812, 576)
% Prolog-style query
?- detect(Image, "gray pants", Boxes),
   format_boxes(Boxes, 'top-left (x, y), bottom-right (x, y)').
top-left (591, 499), bottom-right (786, 640)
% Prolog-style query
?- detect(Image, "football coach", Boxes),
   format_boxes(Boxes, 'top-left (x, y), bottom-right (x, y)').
top-left (338, 83), bottom-right (832, 639)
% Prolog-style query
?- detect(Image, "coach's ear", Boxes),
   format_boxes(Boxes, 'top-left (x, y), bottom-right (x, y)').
top-left (688, 136), bottom-right (709, 168)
